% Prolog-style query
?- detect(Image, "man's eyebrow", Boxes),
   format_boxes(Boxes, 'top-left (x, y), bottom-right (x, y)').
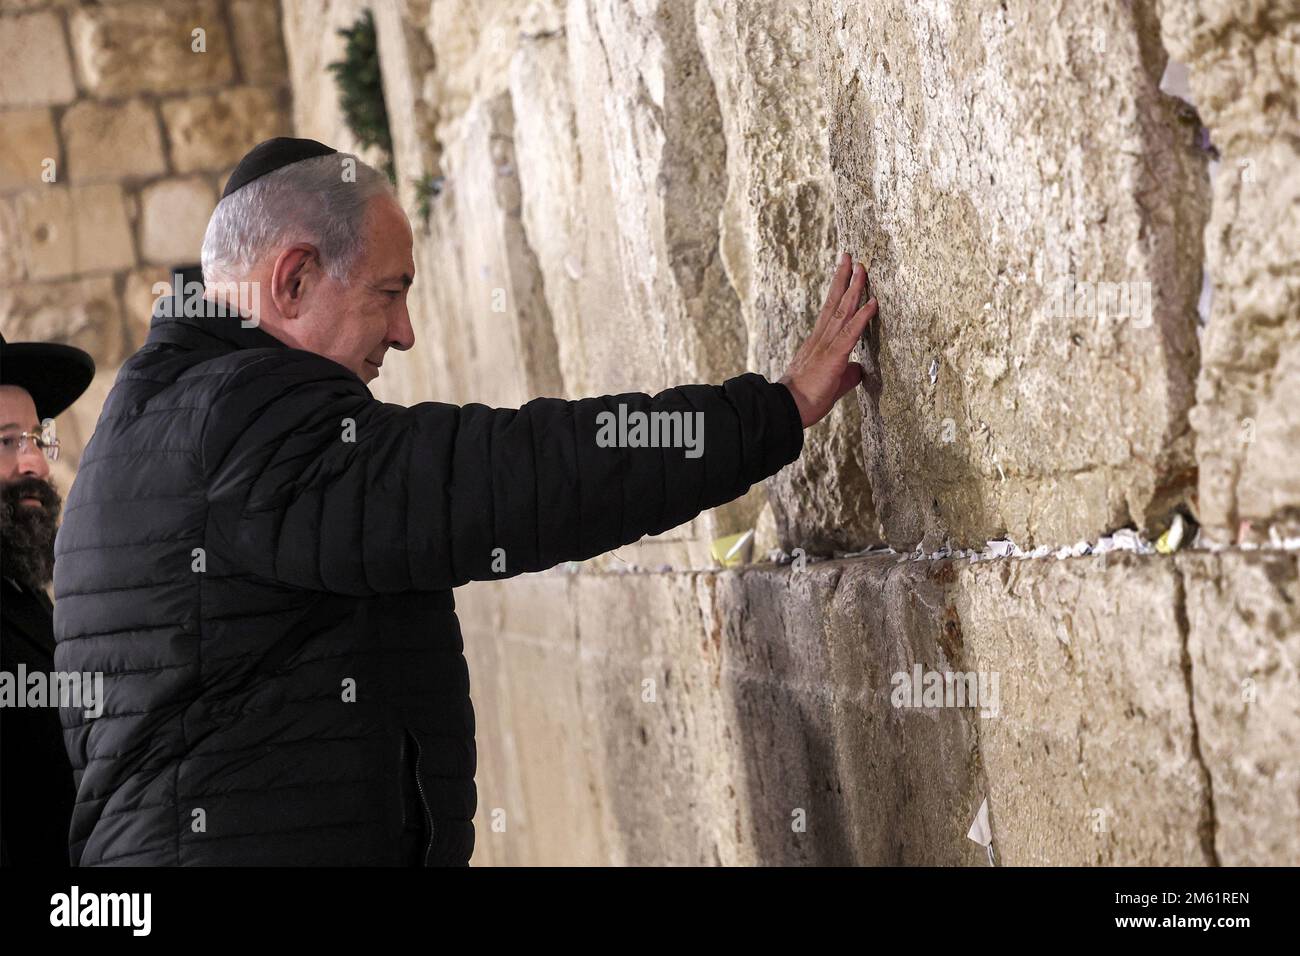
top-left (0, 422), bottom-right (25, 431)
top-left (378, 273), bottom-right (414, 288)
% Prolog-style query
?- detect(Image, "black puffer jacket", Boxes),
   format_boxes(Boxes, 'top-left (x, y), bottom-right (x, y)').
top-left (52, 302), bottom-right (803, 865)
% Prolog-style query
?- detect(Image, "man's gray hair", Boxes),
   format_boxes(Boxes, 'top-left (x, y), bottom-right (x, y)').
top-left (201, 152), bottom-right (393, 284)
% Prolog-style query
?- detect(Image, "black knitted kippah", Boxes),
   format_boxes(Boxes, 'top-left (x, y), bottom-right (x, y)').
top-left (221, 137), bottom-right (338, 200)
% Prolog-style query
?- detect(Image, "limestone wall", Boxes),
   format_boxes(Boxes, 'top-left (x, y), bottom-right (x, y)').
top-left (0, 0), bottom-right (292, 485)
top-left (3, 0), bottom-right (1291, 865)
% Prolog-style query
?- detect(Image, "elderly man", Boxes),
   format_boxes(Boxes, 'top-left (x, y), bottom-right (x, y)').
top-left (0, 334), bottom-right (94, 866)
top-left (53, 137), bottom-right (877, 866)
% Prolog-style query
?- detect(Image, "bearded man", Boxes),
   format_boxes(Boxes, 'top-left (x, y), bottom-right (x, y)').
top-left (0, 334), bottom-right (95, 866)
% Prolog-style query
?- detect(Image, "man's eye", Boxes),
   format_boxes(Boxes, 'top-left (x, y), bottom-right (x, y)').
top-left (0, 436), bottom-right (16, 449)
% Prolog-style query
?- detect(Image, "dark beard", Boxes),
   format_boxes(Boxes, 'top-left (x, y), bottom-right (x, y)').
top-left (1, 476), bottom-right (62, 591)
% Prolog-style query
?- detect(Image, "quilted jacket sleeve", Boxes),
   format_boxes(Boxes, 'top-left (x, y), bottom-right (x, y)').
top-left (201, 350), bottom-right (804, 594)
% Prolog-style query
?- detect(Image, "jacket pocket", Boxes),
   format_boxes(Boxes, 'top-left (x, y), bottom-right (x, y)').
top-left (402, 728), bottom-right (435, 865)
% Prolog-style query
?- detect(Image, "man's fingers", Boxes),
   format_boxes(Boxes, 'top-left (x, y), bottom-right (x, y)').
top-left (833, 264), bottom-right (868, 328)
top-left (816, 253), bottom-right (854, 329)
top-left (812, 258), bottom-right (863, 355)
top-left (834, 296), bottom-right (878, 351)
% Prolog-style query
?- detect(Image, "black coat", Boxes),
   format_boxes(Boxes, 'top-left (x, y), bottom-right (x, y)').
top-left (52, 300), bottom-right (804, 865)
top-left (1, 576), bottom-right (77, 866)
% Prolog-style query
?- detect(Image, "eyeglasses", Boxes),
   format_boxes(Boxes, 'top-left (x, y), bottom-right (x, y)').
top-left (0, 421), bottom-right (60, 463)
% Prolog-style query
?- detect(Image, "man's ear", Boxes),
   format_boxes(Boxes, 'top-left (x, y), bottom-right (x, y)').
top-left (269, 244), bottom-right (321, 320)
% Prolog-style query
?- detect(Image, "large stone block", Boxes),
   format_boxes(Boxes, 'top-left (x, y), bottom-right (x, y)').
top-left (712, 558), bottom-right (985, 864)
top-left (418, 91), bottom-right (562, 411)
top-left (502, 2), bottom-right (766, 565)
top-left (1179, 551), bottom-right (1300, 865)
top-left (61, 99), bottom-right (166, 183)
top-left (229, 0), bottom-right (289, 85)
top-left (696, 0), bottom-right (879, 553)
top-left (456, 571), bottom-right (613, 866)
top-left (0, 276), bottom-right (126, 367)
top-left (0, 108), bottom-right (58, 192)
top-left (808, 0), bottom-right (1207, 549)
top-left (1158, 1), bottom-right (1300, 539)
top-left (956, 553), bottom-right (1213, 864)
top-left (514, 0), bottom-right (747, 398)
top-left (161, 87), bottom-right (289, 174)
top-left (0, 11), bottom-right (77, 107)
top-left (69, 0), bottom-right (235, 98)
top-left (138, 176), bottom-right (217, 266)
top-left (16, 183), bottom-right (135, 278)
top-left (462, 556), bottom-right (981, 866)
top-left (571, 570), bottom-right (743, 865)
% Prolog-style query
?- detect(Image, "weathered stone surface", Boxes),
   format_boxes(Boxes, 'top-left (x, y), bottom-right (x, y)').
top-left (69, 0), bottom-right (235, 98)
top-left (458, 569), bottom-right (646, 865)
top-left (138, 176), bottom-right (216, 266)
top-left (369, 0), bottom-right (440, 221)
top-left (16, 184), bottom-right (135, 278)
top-left (0, 197), bottom-right (23, 283)
top-left (506, 2), bottom-right (767, 563)
top-left (0, 108), bottom-right (58, 192)
top-left (229, 0), bottom-right (289, 85)
top-left (455, 546), bottom-right (1300, 865)
top-left (508, 0), bottom-right (747, 397)
top-left (460, 558), bottom-right (984, 865)
top-left (0, 11), bottom-right (77, 107)
top-left (123, 266), bottom-right (173, 348)
top-left (710, 558), bottom-right (984, 865)
top-left (956, 553), bottom-right (1212, 864)
top-left (1179, 551), bottom-right (1300, 865)
top-left (279, 0), bottom-right (385, 167)
top-left (570, 570), bottom-right (738, 865)
top-left (1159, 1), bottom-right (1300, 539)
top-left (811, 0), bottom-right (1207, 549)
top-left (413, 91), bottom-right (562, 411)
top-left (61, 99), bottom-right (166, 183)
top-left (0, 276), bottom-right (126, 367)
top-left (161, 86), bottom-right (289, 173)
top-left (696, 0), bottom-right (879, 553)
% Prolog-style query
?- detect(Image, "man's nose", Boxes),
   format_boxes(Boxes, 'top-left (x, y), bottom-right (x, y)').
top-left (19, 442), bottom-right (50, 480)
top-left (389, 304), bottom-right (416, 352)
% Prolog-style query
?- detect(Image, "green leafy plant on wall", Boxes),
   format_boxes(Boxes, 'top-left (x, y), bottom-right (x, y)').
top-left (413, 173), bottom-right (444, 227)
top-left (327, 9), bottom-right (395, 182)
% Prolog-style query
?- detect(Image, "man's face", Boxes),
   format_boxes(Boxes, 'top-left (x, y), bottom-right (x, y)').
top-left (294, 195), bottom-right (417, 384)
top-left (0, 384), bottom-right (61, 589)
top-left (0, 385), bottom-right (50, 490)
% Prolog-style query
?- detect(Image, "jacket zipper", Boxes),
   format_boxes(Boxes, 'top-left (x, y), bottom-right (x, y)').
top-left (409, 730), bottom-right (435, 865)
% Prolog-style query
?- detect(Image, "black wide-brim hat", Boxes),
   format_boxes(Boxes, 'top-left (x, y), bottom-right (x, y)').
top-left (0, 333), bottom-right (95, 420)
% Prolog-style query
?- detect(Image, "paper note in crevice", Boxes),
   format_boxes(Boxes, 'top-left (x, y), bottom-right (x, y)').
top-left (967, 798), bottom-right (996, 866)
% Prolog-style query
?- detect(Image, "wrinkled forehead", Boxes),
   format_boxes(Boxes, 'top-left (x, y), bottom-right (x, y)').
top-left (0, 385), bottom-right (40, 429)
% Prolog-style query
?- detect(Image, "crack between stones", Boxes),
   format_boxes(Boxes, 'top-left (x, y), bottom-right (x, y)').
top-left (1172, 562), bottom-right (1221, 866)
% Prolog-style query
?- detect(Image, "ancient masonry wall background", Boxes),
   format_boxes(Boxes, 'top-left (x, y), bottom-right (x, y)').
top-left (2, 0), bottom-right (1296, 864)
top-left (0, 0), bottom-right (292, 491)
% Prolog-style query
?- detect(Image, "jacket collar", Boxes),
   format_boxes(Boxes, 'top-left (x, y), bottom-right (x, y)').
top-left (144, 294), bottom-right (287, 355)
